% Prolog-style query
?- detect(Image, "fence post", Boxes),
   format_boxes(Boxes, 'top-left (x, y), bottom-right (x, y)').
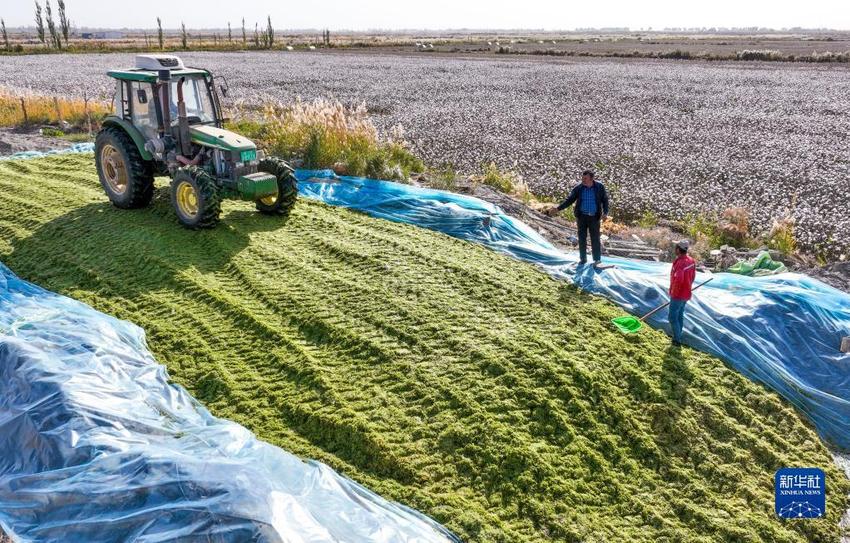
top-left (53, 96), bottom-right (63, 125)
top-left (84, 91), bottom-right (93, 136)
top-left (20, 97), bottom-right (28, 125)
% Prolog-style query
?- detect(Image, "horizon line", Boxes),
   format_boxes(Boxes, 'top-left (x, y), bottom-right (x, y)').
top-left (3, 25), bottom-right (850, 33)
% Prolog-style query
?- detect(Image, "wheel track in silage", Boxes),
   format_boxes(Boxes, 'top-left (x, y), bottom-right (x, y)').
top-left (0, 153), bottom-right (845, 543)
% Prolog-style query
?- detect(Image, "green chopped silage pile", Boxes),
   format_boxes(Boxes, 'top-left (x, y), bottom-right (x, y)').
top-left (0, 154), bottom-right (846, 543)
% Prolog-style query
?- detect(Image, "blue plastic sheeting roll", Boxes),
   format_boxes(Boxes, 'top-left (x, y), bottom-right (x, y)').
top-left (295, 170), bottom-right (850, 451)
top-left (0, 264), bottom-right (460, 543)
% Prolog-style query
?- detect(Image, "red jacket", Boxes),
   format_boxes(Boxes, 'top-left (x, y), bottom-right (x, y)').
top-left (670, 254), bottom-right (696, 301)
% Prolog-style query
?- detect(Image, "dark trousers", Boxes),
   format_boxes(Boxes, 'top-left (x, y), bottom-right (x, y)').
top-left (576, 214), bottom-right (602, 263)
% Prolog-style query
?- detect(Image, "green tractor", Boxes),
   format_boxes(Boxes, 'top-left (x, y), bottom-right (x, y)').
top-left (95, 54), bottom-right (297, 228)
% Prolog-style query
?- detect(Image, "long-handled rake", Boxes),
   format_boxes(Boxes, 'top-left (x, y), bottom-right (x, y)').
top-left (611, 277), bottom-right (714, 334)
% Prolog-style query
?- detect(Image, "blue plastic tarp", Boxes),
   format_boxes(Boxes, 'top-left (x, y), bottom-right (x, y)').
top-left (0, 263), bottom-right (460, 542)
top-left (295, 170), bottom-right (850, 451)
top-left (0, 142), bottom-right (95, 161)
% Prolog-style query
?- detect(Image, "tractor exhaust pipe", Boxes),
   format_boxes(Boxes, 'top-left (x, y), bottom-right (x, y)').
top-left (176, 77), bottom-right (191, 156)
top-left (157, 69), bottom-right (171, 136)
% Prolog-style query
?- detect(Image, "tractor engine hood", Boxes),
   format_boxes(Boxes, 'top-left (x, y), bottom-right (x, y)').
top-left (189, 125), bottom-right (257, 154)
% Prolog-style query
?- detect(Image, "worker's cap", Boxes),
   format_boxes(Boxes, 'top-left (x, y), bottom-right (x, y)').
top-left (675, 239), bottom-right (690, 251)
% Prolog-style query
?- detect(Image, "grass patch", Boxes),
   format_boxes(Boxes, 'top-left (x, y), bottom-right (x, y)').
top-left (637, 210), bottom-right (659, 229)
top-left (476, 162), bottom-right (517, 193)
top-left (683, 208), bottom-right (760, 250)
top-left (427, 164), bottom-right (460, 191)
top-left (39, 127), bottom-right (65, 137)
top-left (228, 99), bottom-right (423, 181)
top-left (736, 49), bottom-right (785, 61)
top-left (768, 215), bottom-right (798, 255)
top-left (0, 154), bottom-right (847, 542)
top-left (58, 132), bottom-right (95, 143)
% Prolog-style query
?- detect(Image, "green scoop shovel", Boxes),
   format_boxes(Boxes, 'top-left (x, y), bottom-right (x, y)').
top-left (612, 277), bottom-right (714, 334)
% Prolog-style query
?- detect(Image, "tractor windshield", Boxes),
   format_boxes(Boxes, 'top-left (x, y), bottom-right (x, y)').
top-left (169, 76), bottom-right (216, 124)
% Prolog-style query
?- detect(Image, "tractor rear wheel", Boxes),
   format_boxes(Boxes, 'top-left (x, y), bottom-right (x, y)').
top-left (95, 126), bottom-right (154, 208)
top-left (170, 167), bottom-right (222, 229)
top-left (256, 157), bottom-right (298, 216)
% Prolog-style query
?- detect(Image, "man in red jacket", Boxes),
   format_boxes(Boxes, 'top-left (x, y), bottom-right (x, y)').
top-left (669, 239), bottom-right (696, 346)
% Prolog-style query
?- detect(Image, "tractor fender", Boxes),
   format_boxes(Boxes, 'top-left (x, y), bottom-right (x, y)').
top-left (102, 116), bottom-right (154, 161)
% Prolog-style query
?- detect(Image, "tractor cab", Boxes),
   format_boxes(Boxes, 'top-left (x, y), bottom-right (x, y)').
top-left (112, 71), bottom-right (218, 140)
top-left (107, 55), bottom-right (225, 152)
top-left (95, 54), bottom-right (297, 229)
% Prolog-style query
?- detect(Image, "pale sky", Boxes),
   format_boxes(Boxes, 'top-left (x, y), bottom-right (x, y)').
top-left (2, 0), bottom-right (848, 31)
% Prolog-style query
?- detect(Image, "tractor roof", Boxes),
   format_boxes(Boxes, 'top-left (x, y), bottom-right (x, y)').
top-left (108, 55), bottom-right (209, 82)
top-left (107, 68), bottom-right (209, 83)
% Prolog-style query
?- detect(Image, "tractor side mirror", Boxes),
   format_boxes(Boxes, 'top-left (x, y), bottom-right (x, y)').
top-left (219, 76), bottom-right (230, 98)
top-left (136, 88), bottom-right (148, 104)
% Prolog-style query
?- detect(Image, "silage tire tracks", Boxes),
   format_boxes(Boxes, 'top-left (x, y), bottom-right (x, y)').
top-left (39, 198), bottom-right (419, 484)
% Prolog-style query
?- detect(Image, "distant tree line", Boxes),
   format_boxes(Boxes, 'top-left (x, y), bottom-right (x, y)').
top-left (154, 16), bottom-right (278, 50)
top-left (10, 4), bottom-right (332, 54)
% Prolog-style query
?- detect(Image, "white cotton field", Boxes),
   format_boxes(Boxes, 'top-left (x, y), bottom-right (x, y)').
top-left (2, 51), bottom-right (848, 256)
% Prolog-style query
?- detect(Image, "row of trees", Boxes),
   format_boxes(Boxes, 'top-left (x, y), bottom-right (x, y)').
top-left (7, 4), bottom-right (329, 53)
top-left (152, 17), bottom-right (309, 50)
top-left (33, 0), bottom-right (71, 49)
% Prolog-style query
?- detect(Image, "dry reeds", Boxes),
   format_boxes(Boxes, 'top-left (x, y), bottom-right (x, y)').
top-left (0, 86), bottom-right (109, 128)
top-left (229, 98), bottom-right (422, 180)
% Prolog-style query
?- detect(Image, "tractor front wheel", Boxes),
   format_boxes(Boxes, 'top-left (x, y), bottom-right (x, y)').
top-left (256, 157), bottom-right (298, 216)
top-left (170, 167), bottom-right (222, 229)
top-left (94, 126), bottom-right (154, 209)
